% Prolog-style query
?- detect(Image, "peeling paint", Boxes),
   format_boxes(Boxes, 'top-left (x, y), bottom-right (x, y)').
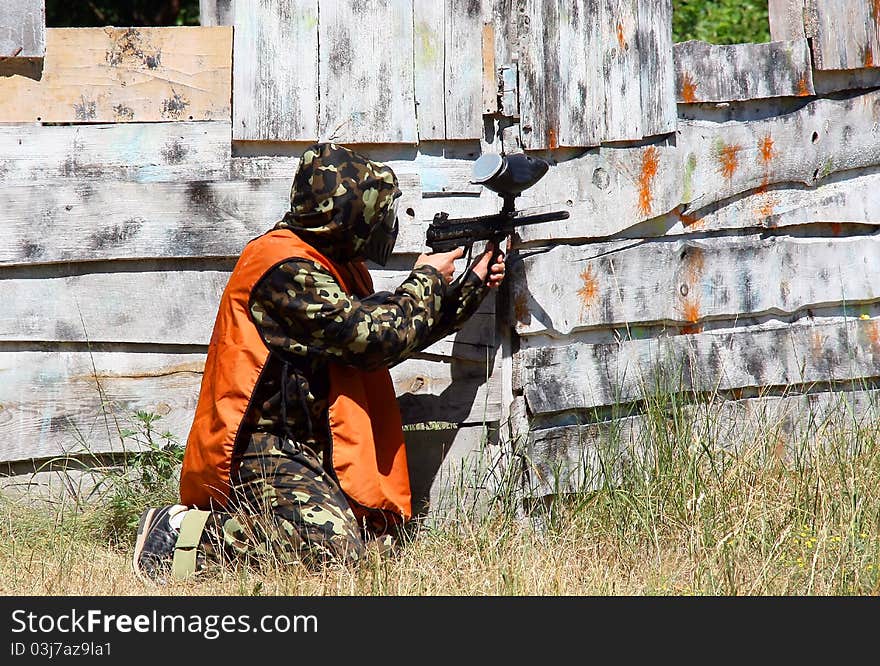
top-left (637, 146), bottom-right (659, 215)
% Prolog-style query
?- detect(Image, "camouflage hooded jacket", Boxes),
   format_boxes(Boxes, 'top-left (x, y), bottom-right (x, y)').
top-left (237, 143), bottom-right (490, 470)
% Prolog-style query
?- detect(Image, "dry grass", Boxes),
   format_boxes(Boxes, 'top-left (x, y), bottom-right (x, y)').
top-left (2, 389), bottom-right (879, 596)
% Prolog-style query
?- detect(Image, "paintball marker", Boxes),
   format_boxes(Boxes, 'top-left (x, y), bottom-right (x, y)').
top-left (425, 152), bottom-right (570, 258)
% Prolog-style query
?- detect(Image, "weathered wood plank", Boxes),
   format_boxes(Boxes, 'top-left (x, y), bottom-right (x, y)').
top-left (523, 387), bottom-right (880, 498)
top-left (445, 0), bottom-right (483, 139)
top-left (318, 0), bottom-right (417, 144)
top-left (769, 0), bottom-right (806, 40)
top-left (812, 67), bottom-right (880, 95)
top-left (673, 40), bottom-right (814, 103)
top-left (630, 168), bottom-right (880, 239)
top-left (806, 0), bottom-right (880, 71)
top-left (516, 316), bottom-right (880, 414)
top-left (0, 350), bottom-right (501, 463)
top-left (0, 267), bottom-right (496, 361)
top-left (511, 234), bottom-right (880, 336)
top-left (638, 0), bottom-right (675, 137)
top-left (199, 0), bottom-right (234, 26)
top-left (519, 0), bottom-right (604, 149)
top-left (232, 1), bottom-right (318, 141)
top-left (602, 0), bottom-right (642, 141)
top-left (515, 90), bottom-right (880, 242)
top-left (0, 177), bottom-right (493, 265)
top-left (0, 27), bottom-right (232, 123)
top-left (0, 121), bottom-right (233, 184)
top-left (413, 0), bottom-right (446, 140)
top-left (0, 0), bottom-right (45, 59)
top-left (406, 422), bottom-right (503, 519)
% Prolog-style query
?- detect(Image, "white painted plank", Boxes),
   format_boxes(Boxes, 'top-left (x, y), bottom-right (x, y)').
top-left (233, 0), bottom-right (318, 141)
top-left (769, 0), bottom-right (806, 40)
top-left (0, 267), bottom-right (496, 361)
top-left (511, 234), bottom-right (880, 336)
top-left (0, 27), bottom-right (232, 123)
top-left (318, 0), bottom-right (417, 144)
top-left (516, 315), bottom-right (880, 414)
top-left (0, 0), bottom-right (44, 58)
top-left (199, 0), bottom-right (234, 26)
top-left (514, 90), bottom-right (880, 242)
top-left (523, 388), bottom-right (880, 497)
top-left (445, 0), bottom-right (483, 139)
top-left (0, 121), bottom-right (233, 184)
top-left (673, 40), bottom-right (814, 103)
top-left (602, 0), bottom-right (642, 141)
top-left (638, 0), bottom-right (675, 137)
top-left (0, 350), bottom-right (500, 463)
top-left (413, 0), bottom-right (446, 140)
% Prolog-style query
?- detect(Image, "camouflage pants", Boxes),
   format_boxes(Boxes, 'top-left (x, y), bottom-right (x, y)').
top-left (199, 432), bottom-right (367, 568)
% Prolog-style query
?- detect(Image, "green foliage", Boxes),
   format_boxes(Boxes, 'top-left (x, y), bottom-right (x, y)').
top-left (673, 0), bottom-right (771, 45)
top-left (45, 1), bottom-right (200, 27)
top-left (100, 410), bottom-right (184, 543)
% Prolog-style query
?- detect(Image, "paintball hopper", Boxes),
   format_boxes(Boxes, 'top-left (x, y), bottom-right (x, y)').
top-left (471, 152), bottom-right (550, 212)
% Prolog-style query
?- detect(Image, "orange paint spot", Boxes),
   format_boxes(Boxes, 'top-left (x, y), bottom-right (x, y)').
top-left (830, 222), bottom-right (842, 236)
top-left (680, 73), bottom-right (698, 103)
top-left (759, 135), bottom-right (775, 164)
top-left (617, 23), bottom-right (626, 49)
top-left (797, 76), bottom-right (811, 97)
top-left (868, 321), bottom-right (880, 350)
top-left (866, 44), bottom-right (875, 68)
top-left (638, 146), bottom-right (659, 216)
top-left (718, 143), bottom-right (741, 180)
top-left (578, 266), bottom-right (599, 311)
top-left (675, 205), bottom-right (702, 228)
top-left (680, 297), bottom-right (702, 335)
top-left (548, 127), bottom-right (558, 150)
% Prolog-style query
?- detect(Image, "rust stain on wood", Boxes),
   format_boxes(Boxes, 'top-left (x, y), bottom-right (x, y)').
top-left (679, 73), bottom-right (698, 103)
top-left (616, 23), bottom-right (626, 50)
top-left (830, 222), bottom-right (842, 236)
top-left (718, 143), bottom-right (741, 180)
top-left (637, 146), bottom-right (659, 215)
top-left (873, 0), bottom-right (880, 24)
top-left (865, 44), bottom-right (875, 69)
top-left (577, 265), bottom-right (599, 312)
top-left (868, 321), bottom-right (880, 350)
top-left (548, 127), bottom-right (559, 150)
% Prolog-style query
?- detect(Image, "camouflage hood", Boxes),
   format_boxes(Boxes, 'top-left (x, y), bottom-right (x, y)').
top-left (276, 143), bottom-right (401, 263)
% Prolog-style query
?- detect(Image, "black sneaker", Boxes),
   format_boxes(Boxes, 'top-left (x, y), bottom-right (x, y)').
top-left (132, 505), bottom-right (186, 584)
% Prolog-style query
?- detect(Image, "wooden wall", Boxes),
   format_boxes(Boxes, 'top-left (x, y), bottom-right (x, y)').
top-left (2, 1), bottom-right (879, 516)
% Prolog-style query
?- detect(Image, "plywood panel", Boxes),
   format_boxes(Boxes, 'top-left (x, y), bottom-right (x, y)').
top-left (0, 350), bottom-right (500, 462)
top-left (511, 234), bottom-right (880, 336)
top-left (0, 27), bottom-right (232, 123)
top-left (516, 316), bottom-right (880, 415)
top-left (318, 0), bottom-right (417, 144)
top-left (674, 40), bottom-right (814, 103)
top-left (232, 0), bottom-right (318, 141)
top-left (0, 0), bottom-right (45, 59)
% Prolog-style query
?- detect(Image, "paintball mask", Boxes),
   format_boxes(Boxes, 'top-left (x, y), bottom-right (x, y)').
top-left (362, 193), bottom-right (400, 266)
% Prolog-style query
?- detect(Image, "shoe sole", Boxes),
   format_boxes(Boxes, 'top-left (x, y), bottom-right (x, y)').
top-left (131, 507), bottom-right (158, 585)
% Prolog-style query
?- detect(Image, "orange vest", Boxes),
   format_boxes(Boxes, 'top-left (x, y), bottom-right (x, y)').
top-left (179, 228), bottom-right (412, 520)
